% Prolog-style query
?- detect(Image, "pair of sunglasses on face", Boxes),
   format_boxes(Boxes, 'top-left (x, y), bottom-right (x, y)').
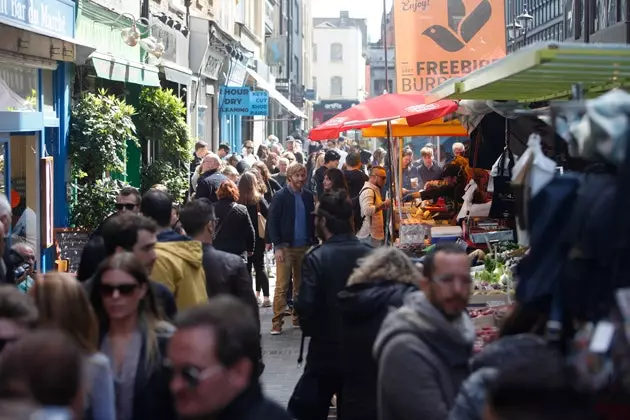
top-left (115, 203), bottom-right (136, 211)
top-left (163, 360), bottom-right (223, 388)
top-left (100, 283), bottom-right (138, 297)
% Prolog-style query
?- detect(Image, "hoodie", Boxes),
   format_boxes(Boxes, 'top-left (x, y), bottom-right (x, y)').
top-left (373, 291), bottom-right (475, 420)
top-left (151, 230), bottom-right (207, 310)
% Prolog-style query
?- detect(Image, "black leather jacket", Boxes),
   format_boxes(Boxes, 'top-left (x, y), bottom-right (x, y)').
top-left (295, 233), bottom-right (372, 373)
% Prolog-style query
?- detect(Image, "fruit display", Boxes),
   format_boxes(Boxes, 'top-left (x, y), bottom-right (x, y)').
top-left (471, 241), bottom-right (523, 295)
top-left (474, 326), bottom-right (498, 353)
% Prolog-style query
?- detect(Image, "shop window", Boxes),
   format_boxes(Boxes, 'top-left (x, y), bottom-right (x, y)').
top-left (42, 70), bottom-right (54, 116)
top-left (9, 135), bottom-right (39, 251)
top-left (0, 63), bottom-right (38, 111)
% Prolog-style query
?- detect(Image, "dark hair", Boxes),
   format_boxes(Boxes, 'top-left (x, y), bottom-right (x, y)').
top-left (77, 235), bottom-right (107, 282)
top-left (119, 186), bottom-right (141, 205)
top-left (0, 285), bottom-right (38, 329)
top-left (345, 151), bottom-right (361, 168)
top-left (101, 213), bottom-right (158, 256)
top-left (316, 190), bottom-right (353, 235)
top-left (217, 180), bottom-right (240, 202)
top-left (179, 198), bottom-right (216, 237)
top-left (0, 329), bottom-right (83, 406)
top-left (218, 143), bottom-right (230, 153)
top-left (140, 190), bottom-right (173, 228)
top-left (195, 141), bottom-right (208, 151)
top-left (238, 172), bottom-right (262, 206)
top-left (252, 161), bottom-right (271, 182)
top-left (174, 296), bottom-right (261, 380)
top-left (422, 243), bottom-right (467, 279)
top-left (324, 150), bottom-right (341, 164)
top-left (324, 168), bottom-right (349, 193)
top-left (256, 145), bottom-right (268, 160)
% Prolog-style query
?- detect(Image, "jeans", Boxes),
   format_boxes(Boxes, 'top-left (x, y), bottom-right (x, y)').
top-left (272, 246), bottom-right (309, 326)
top-left (248, 238), bottom-right (269, 297)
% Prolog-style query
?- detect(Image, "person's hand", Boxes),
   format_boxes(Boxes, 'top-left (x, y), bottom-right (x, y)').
top-left (265, 243), bottom-right (273, 251)
top-left (382, 199), bottom-right (392, 208)
top-left (275, 249), bottom-right (285, 264)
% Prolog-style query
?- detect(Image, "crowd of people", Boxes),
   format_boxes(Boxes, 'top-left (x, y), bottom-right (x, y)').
top-left (0, 135), bottom-right (600, 420)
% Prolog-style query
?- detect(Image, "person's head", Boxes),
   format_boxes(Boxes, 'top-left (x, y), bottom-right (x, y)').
top-left (270, 142), bottom-right (283, 155)
top-left (0, 330), bottom-right (86, 417)
top-left (348, 247), bottom-right (421, 286)
top-left (327, 139), bottom-right (337, 149)
top-left (90, 252), bottom-right (161, 328)
top-left (237, 172), bottom-right (261, 206)
top-left (140, 189), bottom-right (173, 229)
top-left (345, 151), bottom-right (362, 169)
top-left (324, 150), bottom-right (341, 168)
top-left (452, 142), bottom-right (465, 157)
top-left (0, 285), bottom-right (37, 353)
top-left (323, 168), bottom-right (348, 193)
top-left (217, 143), bottom-right (230, 159)
top-left (442, 162), bottom-right (464, 185)
top-left (281, 151), bottom-right (296, 164)
top-left (287, 162), bottom-right (307, 191)
top-left (116, 186), bottom-right (141, 215)
top-left (243, 140), bottom-right (255, 156)
top-left (150, 184), bottom-right (169, 193)
top-left (195, 141), bottom-right (209, 159)
top-left (77, 236), bottom-right (107, 282)
top-left (221, 165), bottom-right (239, 183)
top-left (420, 146), bottom-right (434, 167)
top-left (266, 152), bottom-right (279, 170)
top-left (286, 137), bottom-right (295, 151)
top-left (168, 296), bottom-right (261, 418)
top-left (179, 199), bottom-right (216, 244)
top-left (226, 154), bottom-right (240, 168)
top-left (248, 168), bottom-right (268, 195)
top-left (216, 180), bottom-right (239, 203)
top-left (402, 147), bottom-right (413, 167)
top-left (12, 242), bottom-right (35, 273)
top-left (421, 243), bottom-right (471, 320)
top-left (30, 273), bottom-right (98, 354)
top-left (201, 153), bottom-right (222, 173)
top-left (369, 166), bottom-right (387, 189)
top-left (0, 194), bottom-right (11, 236)
top-left (252, 161), bottom-right (271, 182)
top-left (256, 144), bottom-right (269, 160)
top-left (313, 190), bottom-right (353, 240)
top-left (278, 157), bottom-right (289, 174)
top-left (373, 147), bottom-right (386, 165)
top-left (101, 213), bottom-right (158, 273)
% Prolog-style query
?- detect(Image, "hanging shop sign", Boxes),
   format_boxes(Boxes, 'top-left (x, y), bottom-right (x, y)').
top-left (249, 91), bottom-right (269, 116)
top-left (393, 0), bottom-right (505, 93)
top-left (203, 48), bottom-right (225, 80)
top-left (219, 86), bottom-right (251, 115)
top-left (0, 0), bottom-right (75, 39)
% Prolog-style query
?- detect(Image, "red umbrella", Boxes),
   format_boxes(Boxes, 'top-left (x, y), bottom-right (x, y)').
top-left (309, 94), bottom-right (459, 141)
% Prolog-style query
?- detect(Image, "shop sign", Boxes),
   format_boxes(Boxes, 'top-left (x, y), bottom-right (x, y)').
top-left (314, 100), bottom-right (358, 112)
top-left (225, 60), bottom-right (247, 87)
top-left (0, 0), bottom-right (75, 39)
top-left (219, 86), bottom-right (251, 115)
top-left (203, 48), bottom-right (225, 80)
top-left (150, 20), bottom-right (178, 63)
top-left (249, 91), bottom-right (269, 116)
top-left (89, 0), bottom-right (140, 18)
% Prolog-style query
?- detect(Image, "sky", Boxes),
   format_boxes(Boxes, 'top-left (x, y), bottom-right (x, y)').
top-left (311, 0), bottom-right (393, 42)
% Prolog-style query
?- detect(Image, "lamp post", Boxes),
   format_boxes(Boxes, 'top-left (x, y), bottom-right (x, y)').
top-left (516, 5), bottom-right (534, 48)
top-left (383, 0), bottom-right (389, 94)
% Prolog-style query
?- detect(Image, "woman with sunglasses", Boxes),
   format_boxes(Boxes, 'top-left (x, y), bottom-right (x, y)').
top-left (31, 273), bottom-right (115, 420)
top-left (89, 252), bottom-right (176, 420)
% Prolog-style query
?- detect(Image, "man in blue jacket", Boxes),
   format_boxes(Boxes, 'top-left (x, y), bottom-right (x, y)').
top-left (268, 162), bottom-right (316, 335)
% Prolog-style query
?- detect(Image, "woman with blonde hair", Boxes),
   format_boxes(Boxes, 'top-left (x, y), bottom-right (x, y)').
top-left (338, 247), bottom-right (420, 420)
top-left (31, 272), bottom-right (115, 420)
top-left (253, 161), bottom-right (282, 202)
top-left (88, 252), bottom-right (176, 420)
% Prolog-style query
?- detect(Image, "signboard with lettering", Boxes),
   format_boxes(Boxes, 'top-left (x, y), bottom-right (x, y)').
top-left (219, 86), bottom-right (251, 115)
top-left (203, 48), bottom-right (225, 80)
top-left (249, 91), bottom-right (269, 116)
top-left (0, 0), bottom-right (75, 39)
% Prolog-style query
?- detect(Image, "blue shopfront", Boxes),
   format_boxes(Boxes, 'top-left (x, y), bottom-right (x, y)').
top-left (0, 0), bottom-right (91, 271)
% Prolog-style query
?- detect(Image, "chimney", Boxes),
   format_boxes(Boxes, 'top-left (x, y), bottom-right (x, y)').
top-left (340, 11), bottom-right (349, 18)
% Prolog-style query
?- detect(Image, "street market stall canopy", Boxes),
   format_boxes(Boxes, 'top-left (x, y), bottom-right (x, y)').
top-left (362, 116), bottom-right (468, 138)
top-left (429, 42), bottom-right (630, 103)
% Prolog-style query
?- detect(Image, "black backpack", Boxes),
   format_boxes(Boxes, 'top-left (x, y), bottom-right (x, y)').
top-left (352, 186), bottom-right (374, 233)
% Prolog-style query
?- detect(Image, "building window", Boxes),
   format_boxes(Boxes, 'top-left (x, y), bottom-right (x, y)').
top-left (331, 76), bottom-right (342, 96)
top-left (313, 77), bottom-right (317, 95)
top-left (330, 43), bottom-right (343, 61)
top-left (313, 44), bottom-right (317, 62)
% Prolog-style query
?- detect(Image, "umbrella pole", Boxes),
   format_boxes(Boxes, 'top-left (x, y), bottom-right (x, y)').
top-left (385, 120), bottom-right (395, 245)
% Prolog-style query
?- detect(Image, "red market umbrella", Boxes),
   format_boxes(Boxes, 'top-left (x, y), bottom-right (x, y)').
top-left (308, 94), bottom-right (459, 141)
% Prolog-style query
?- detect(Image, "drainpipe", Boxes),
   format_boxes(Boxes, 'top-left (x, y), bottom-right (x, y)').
top-left (584, 0), bottom-right (590, 42)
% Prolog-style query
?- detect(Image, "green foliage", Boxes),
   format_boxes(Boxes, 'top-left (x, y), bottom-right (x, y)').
top-left (140, 161), bottom-right (189, 204)
top-left (70, 178), bottom-right (127, 231)
top-left (69, 89), bottom-right (138, 181)
top-left (135, 88), bottom-right (192, 202)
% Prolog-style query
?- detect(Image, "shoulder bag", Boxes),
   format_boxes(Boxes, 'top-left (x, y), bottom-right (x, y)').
top-left (256, 202), bottom-right (266, 239)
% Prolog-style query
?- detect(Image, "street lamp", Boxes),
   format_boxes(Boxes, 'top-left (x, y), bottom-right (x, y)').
top-left (516, 5), bottom-right (534, 45)
top-left (506, 21), bottom-right (523, 41)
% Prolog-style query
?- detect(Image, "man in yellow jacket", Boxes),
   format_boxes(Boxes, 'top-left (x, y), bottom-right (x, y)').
top-left (141, 190), bottom-right (208, 310)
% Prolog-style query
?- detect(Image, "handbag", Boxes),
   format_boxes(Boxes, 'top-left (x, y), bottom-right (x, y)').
top-left (213, 203), bottom-right (237, 240)
top-left (489, 147), bottom-right (516, 219)
top-left (257, 202), bottom-right (266, 239)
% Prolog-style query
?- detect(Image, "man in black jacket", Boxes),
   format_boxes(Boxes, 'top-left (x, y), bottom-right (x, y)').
top-left (196, 153), bottom-right (227, 203)
top-left (289, 190), bottom-right (372, 420)
top-left (178, 198), bottom-right (259, 328)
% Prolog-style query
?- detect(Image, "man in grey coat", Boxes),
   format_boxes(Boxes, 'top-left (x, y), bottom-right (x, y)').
top-left (373, 243), bottom-right (475, 420)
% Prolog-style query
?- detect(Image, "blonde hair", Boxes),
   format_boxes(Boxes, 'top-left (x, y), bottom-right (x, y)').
top-left (347, 247), bottom-right (421, 286)
top-left (30, 273), bottom-right (99, 354)
top-left (420, 147), bottom-right (434, 158)
top-left (287, 162), bottom-right (307, 178)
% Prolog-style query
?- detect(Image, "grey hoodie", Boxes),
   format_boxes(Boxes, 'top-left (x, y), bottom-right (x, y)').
top-left (373, 291), bottom-right (475, 420)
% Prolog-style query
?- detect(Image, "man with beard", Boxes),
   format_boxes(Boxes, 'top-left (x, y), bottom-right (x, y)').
top-left (268, 162), bottom-right (316, 335)
top-left (289, 190), bottom-right (371, 420)
top-left (374, 243), bottom-right (474, 420)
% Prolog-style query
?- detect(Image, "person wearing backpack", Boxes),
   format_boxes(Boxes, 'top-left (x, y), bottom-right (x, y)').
top-left (356, 166), bottom-right (390, 247)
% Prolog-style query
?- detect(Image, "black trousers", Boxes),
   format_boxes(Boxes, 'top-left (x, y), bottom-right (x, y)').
top-left (248, 237), bottom-right (269, 297)
top-left (289, 365), bottom-right (342, 420)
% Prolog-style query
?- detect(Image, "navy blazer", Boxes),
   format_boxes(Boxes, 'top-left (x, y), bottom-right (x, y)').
top-left (268, 186), bottom-right (316, 249)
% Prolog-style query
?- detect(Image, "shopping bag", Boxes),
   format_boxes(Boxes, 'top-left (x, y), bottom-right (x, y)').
top-left (489, 148), bottom-right (516, 219)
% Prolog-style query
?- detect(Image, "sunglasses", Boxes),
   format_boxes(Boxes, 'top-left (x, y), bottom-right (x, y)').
top-left (115, 203), bottom-right (136, 211)
top-left (100, 283), bottom-right (138, 297)
top-left (164, 360), bottom-right (223, 388)
top-left (0, 337), bottom-right (17, 353)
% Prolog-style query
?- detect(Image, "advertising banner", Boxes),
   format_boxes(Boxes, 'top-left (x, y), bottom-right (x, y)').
top-left (393, 0), bottom-right (506, 93)
top-left (250, 91), bottom-right (269, 116)
top-left (219, 86), bottom-right (251, 115)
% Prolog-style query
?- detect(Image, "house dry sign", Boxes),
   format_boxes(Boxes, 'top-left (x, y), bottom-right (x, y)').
top-left (250, 91), bottom-right (269, 116)
top-left (219, 86), bottom-right (251, 115)
top-left (393, 0), bottom-right (506, 93)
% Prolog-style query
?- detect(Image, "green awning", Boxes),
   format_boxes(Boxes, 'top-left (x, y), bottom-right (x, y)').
top-left (90, 52), bottom-right (161, 87)
top-left (430, 42), bottom-right (630, 102)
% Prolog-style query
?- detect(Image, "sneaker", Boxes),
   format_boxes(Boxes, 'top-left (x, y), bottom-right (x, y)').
top-left (270, 325), bottom-right (283, 335)
top-left (284, 307), bottom-right (292, 316)
top-left (262, 297), bottom-right (271, 308)
top-left (256, 291), bottom-right (262, 306)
